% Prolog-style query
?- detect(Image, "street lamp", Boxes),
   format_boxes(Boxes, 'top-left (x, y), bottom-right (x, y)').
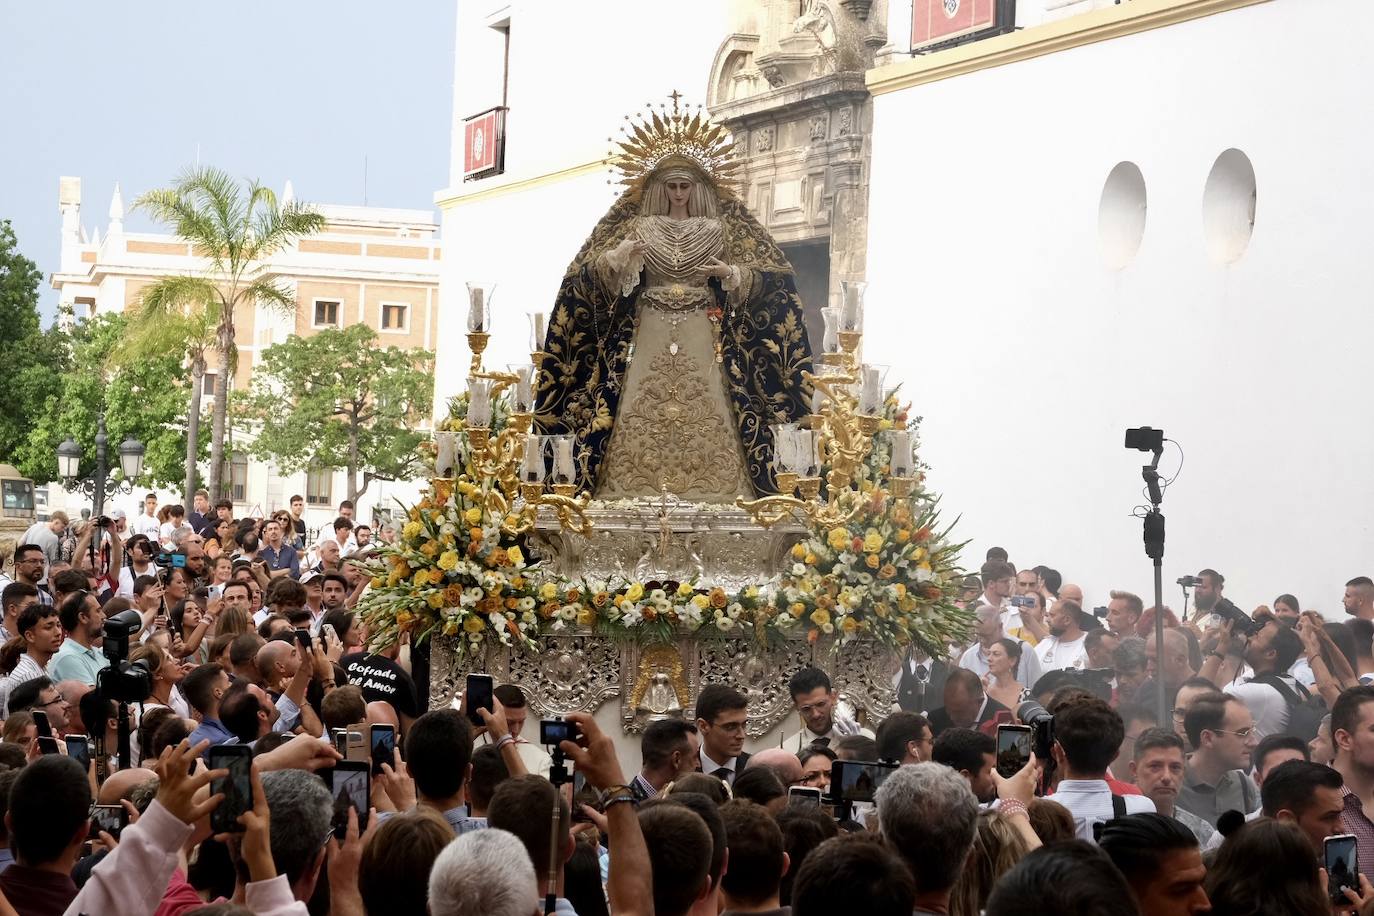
top-left (57, 414), bottom-right (145, 517)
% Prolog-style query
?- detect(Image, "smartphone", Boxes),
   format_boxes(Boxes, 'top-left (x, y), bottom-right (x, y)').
top-left (64, 735), bottom-right (91, 772)
top-left (996, 725), bottom-right (1033, 779)
top-left (369, 724), bottom-right (395, 776)
top-left (344, 730), bottom-right (367, 764)
top-left (330, 761), bottom-right (370, 840)
top-left (788, 785), bottom-right (823, 807)
top-left (830, 760), bottom-right (898, 804)
top-left (571, 769), bottom-right (601, 824)
top-left (209, 745), bottom-right (254, 834)
top-left (32, 710), bottom-right (52, 739)
top-left (295, 628), bottom-right (312, 652)
top-left (1326, 834), bottom-right (1359, 904)
top-left (37, 735), bottom-right (60, 755)
top-left (332, 729), bottom-right (348, 755)
top-left (154, 613), bottom-right (169, 631)
top-left (465, 673), bottom-right (494, 726)
top-left (540, 718), bottom-right (578, 747)
top-left (88, 804), bottom-right (127, 840)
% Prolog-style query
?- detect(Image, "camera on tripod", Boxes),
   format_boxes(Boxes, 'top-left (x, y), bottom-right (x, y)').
top-left (98, 609), bottom-right (153, 704)
top-left (1177, 575), bottom-right (1202, 588)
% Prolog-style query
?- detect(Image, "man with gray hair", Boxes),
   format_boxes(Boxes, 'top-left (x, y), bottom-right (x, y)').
top-left (259, 769), bottom-right (334, 904)
top-left (874, 762), bottom-right (979, 916)
top-left (429, 828), bottom-right (539, 916)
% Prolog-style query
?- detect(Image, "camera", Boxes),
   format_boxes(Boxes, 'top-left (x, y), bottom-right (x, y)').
top-left (1091, 605), bottom-right (1109, 619)
top-left (154, 552), bottom-right (187, 569)
top-left (1016, 701), bottom-right (1055, 760)
top-left (95, 516), bottom-right (113, 529)
top-left (1213, 597), bottom-right (1263, 638)
top-left (540, 718), bottom-right (580, 747)
top-left (98, 609), bottom-right (153, 704)
top-left (1008, 596), bottom-right (1034, 609)
top-left (1177, 575), bottom-right (1202, 588)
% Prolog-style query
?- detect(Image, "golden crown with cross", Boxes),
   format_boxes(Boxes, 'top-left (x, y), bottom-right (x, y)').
top-left (607, 91), bottom-right (741, 197)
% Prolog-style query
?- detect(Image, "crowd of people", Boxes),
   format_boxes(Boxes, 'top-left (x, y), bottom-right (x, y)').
top-left (1, 499), bottom-right (1374, 916)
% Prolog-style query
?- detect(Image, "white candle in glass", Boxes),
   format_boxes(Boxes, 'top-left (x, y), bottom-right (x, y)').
top-left (512, 365), bottom-right (534, 412)
top-left (467, 379), bottom-right (492, 427)
top-left (529, 311), bottom-right (546, 351)
top-left (554, 436), bottom-right (576, 484)
top-left (840, 280), bottom-right (866, 332)
top-left (467, 286), bottom-right (485, 332)
top-left (890, 430), bottom-right (913, 476)
top-left (859, 366), bottom-right (882, 414)
top-left (821, 307), bottom-right (840, 353)
top-left (434, 431), bottom-right (458, 477)
top-left (521, 435), bottom-right (545, 482)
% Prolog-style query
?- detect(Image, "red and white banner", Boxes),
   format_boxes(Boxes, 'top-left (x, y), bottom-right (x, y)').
top-left (463, 108), bottom-right (503, 178)
top-left (912, 0), bottom-right (1014, 51)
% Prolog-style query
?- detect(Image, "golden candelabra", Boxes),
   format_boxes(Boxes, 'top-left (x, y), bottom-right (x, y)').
top-left (737, 285), bottom-right (917, 528)
top-left (440, 329), bottom-right (593, 538)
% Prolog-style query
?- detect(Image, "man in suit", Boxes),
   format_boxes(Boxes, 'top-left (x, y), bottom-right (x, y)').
top-left (696, 684), bottom-right (751, 785)
top-left (895, 650), bottom-right (950, 715)
top-left (927, 667), bottom-right (1010, 737)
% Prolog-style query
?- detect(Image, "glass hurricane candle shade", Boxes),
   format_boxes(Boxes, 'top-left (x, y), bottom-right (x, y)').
top-left (467, 377), bottom-right (494, 428)
top-left (521, 434), bottom-right (546, 482)
top-left (466, 281), bottom-right (495, 333)
top-left (552, 435), bottom-right (576, 486)
top-left (528, 311), bottom-right (546, 352)
top-left (821, 307), bottom-right (841, 354)
top-left (510, 364), bottom-right (535, 413)
top-left (434, 431), bottom-right (459, 478)
top-left (889, 429), bottom-right (914, 477)
top-left (858, 364), bottom-right (887, 415)
top-left (840, 280), bottom-right (867, 333)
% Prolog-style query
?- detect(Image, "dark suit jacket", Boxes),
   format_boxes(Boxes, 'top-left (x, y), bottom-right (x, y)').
top-left (927, 696), bottom-right (1011, 737)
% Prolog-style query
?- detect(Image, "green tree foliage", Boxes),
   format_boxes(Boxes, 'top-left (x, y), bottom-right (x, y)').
top-left (0, 220), bottom-right (63, 464)
top-left (14, 313), bottom-right (199, 488)
top-left (238, 324), bottom-right (433, 503)
top-left (135, 167), bottom-right (325, 500)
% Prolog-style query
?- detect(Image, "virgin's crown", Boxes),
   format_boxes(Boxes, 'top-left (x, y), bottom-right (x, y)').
top-left (608, 91), bottom-right (740, 196)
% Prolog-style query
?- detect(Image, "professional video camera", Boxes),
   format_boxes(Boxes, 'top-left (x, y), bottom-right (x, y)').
top-left (98, 609), bottom-right (153, 704)
top-left (1211, 596), bottom-right (1263, 638)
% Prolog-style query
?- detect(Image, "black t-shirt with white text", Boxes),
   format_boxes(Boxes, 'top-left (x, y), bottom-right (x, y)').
top-left (342, 652), bottom-right (419, 719)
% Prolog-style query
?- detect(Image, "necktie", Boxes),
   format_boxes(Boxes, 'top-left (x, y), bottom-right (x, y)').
top-left (812, 737), bottom-right (830, 748)
top-left (712, 767), bottom-right (731, 781)
top-left (916, 663), bottom-right (929, 681)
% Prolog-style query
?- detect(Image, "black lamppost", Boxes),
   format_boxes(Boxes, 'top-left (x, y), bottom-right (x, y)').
top-left (57, 415), bottom-right (145, 518)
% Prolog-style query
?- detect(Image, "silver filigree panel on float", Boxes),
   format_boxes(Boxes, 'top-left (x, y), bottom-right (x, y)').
top-left (430, 630), bottom-right (900, 737)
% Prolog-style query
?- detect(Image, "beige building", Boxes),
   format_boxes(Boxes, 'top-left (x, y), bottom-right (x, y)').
top-left (48, 177), bottom-right (439, 529)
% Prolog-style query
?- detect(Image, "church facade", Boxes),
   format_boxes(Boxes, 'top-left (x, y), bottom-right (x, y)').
top-left (437, 0), bottom-right (1365, 611)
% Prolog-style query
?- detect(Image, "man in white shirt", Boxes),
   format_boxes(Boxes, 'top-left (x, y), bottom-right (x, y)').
top-left (696, 684), bottom-right (750, 784)
top-left (1036, 599), bottom-right (1090, 672)
top-left (116, 535), bottom-right (158, 598)
top-left (131, 493), bottom-right (160, 541)
top-left (491, 685), bottom-right (552, 779)
top-left (1049, 696), bottom-right (1155, 841)
top-left (783, 665), bottom-right (873, 752)
top-left (1221, 617), bottom-right (1304, 739)
top-left (958, 603), bottom-right (1043, 689)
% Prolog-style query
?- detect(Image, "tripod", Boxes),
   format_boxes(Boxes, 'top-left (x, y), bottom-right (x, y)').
top-left (1133, 432), bottom-right (1168, 725)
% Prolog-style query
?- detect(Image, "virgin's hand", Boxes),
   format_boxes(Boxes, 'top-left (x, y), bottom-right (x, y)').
top-left (698, 257), bottom-right (730, 280)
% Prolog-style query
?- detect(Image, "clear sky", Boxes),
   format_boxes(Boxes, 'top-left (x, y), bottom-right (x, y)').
top-left (0, 2), bottom-right (456, 322)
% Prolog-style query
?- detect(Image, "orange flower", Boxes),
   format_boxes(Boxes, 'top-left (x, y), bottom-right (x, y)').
top-left (914, 526), bottom-right (932, 543)
top-left (592, 592), bottom-right (609, 608)
top-left (490, 548), bottom-right (509, 567)
top-left (895, 528), bottom-right (911, 544)
top-left (709, 588), bottom-right (728, 609)
top-left (565, 588), bottom-right (581, 604)
top-left (540, 601), bottom-right (560, 619)
top-left (504, 597), bottom-right (518, 610)
top-left (878, 564), bottom-right (897, 579)
top-left (506, 619), bottom-right (522, 639)
top-left (921, 584), bottom-right (942, 599)
top-left (443, 585), bottom-right (464, 606)
top-left (851, 537), bottom-right (864, 553)
top-left (865, 553), bottom-right (880, 569)
top-left (643, 607), bottom-right (657, 621)
top-left (480, 596), bottom-right (501, 614)
top-left (470, 527), bottom-right (484, 542)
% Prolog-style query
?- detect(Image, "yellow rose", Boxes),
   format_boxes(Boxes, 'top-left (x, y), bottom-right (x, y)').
top-left (841, 616), bottom-right (859, 633)
top-left (402, 521), bottom-right (423, 540)
top-left (437, 551), bottom-right (459, 571)
top-left (370, 576), bottom-right (383, 588)
top-left (896, 528), bottom-right (911, 544)
top-left (411, 569), bottom-right (430, 587)
top-left (805, 553), bottom-right (817, 566)
top-left (863, 530), bottom-right (884, 552)
top-left (576, 606), bottom-right (597, 626)
top-left (613, 594), bottom-right (626, 608)
top-left (692, 594), bottom-right (710, 610)
top-left (464, 507), bottom-right (483, 526)
top-left (677, 582), bottom-right (695, 598)
top-left (866, 553), bottom-right (881, 569)
top-left (427, 593), bottom-right (445, 609)
top-left (792, 543), bottom-right (807, 560)
top-left (458, 481), bottom-right (477, 497)
top-left (788, 602), bottom-right (805, 618)
top-left (894, 583), bottom-right (907, 599)
top-left (809, 608), bottom-right (831, 627)
top-left (463, 615), bottom-right (485, 633)
top-left (507, 546), bottom-right (524, 566)
top-left (624, 583), bottom-right (644, 602)
top-left (827, 527), bottom-right (848, 551)
top-left (540, 582), bottom-right (559, 601)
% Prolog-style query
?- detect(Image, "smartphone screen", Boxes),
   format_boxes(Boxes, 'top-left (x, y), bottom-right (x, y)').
top-left (1326, 834), bottom-right (1359, 904)
top-left (32, 710), bottom-right (52, 739)
top-left (540, 718), bottom-right (575, 746)
top-left (369, 725), bottom-right (395, 776)
top-left (788, 785), bottom-right (823, 807)
top-left (88, 804), bottom-right (126, 840)
top-left (331, 763), bottom-right (370, 840)
top-left (465, 673), bottom-right (494, 726)
top-left (37, 736), bottom-right (60, 755)
top-left (64, 735), bottom-right (91, 772)
top-left (209, 746), bottom-right (254, 834)
top-left (996, 725), bottom-right (1033, 779)
top-left (295, 628), bottom-right (312, 652)
top-left (833, 760), bottom-right (897, 803)
top-left (571, 769), bottom-right (600, 823)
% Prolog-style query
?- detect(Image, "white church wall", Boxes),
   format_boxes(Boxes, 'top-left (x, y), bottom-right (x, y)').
top-left (864, 0), bottom-right (1372, 614)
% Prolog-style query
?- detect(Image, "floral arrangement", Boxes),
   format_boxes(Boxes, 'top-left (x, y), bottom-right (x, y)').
top-left (356, 392), bottom-right (972, 659)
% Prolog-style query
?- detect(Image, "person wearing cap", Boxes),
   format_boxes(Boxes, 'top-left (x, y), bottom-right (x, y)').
top-left (299, 570), bottom-right (325, 628)
top-left (109, 509), bottom-right (129, 542)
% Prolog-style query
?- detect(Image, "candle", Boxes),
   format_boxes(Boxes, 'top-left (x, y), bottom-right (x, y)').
top-left (468, 287), bottom-right (484, 332)
top-left (840, 280), bottom-right (866, 332)
top-left (553, 435), bottom-right (576, 485)
top-left (521, 435), bottom-right (545, 482)
top-left (891, 430), bottom-right (914, 477)
top-left (434, 431), bottom-right (458, 477)
top-left (528, 311), bottom-right (546, 351)
top-left (467, 378), bottom-right (492, 427)
top-left (512, 365), bottom-right (534, 412)
top-left (860, 366), bottom-right (881, 415)
top-left (811, 388), bottom-right (826, 415)
top-left (821, 307), bottom-right (840, 353)
top-left (806, 429), bottom-right (823, 475)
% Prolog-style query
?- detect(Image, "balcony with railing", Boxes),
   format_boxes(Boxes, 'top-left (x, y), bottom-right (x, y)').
top-left (462, 106), bottom-right (508, 181)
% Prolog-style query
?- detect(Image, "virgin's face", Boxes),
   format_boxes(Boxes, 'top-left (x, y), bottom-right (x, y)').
top-left (665, 179), bottom-right (692, 210)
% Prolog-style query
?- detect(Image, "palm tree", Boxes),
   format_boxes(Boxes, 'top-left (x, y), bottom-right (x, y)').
top-left (135, 168), bottom-right (325, 501)
top-left (109, 295), bottom-right (218, 502)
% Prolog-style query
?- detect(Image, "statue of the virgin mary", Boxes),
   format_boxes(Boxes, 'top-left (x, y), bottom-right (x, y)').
top-left (533, 97), bottom-right (813, 502)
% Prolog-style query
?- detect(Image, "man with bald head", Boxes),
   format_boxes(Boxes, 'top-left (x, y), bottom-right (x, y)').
top-left (253, 637), bottom-right (324, 737)
top-left (97, 767), bottom-right (157, 806)
top-left (1143, 628), bottom-right (1197, 708)
top-left (1060, 583), bottom-right (1085, 609)
top-left (257, 639), bottom-right (301, 694)
top-left (745, 747), bottom-right (804, 787)
top-left (1344, 577), bottom-right (1374, 621)
top-left (1035, 599), bottom-right (1089, 671)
